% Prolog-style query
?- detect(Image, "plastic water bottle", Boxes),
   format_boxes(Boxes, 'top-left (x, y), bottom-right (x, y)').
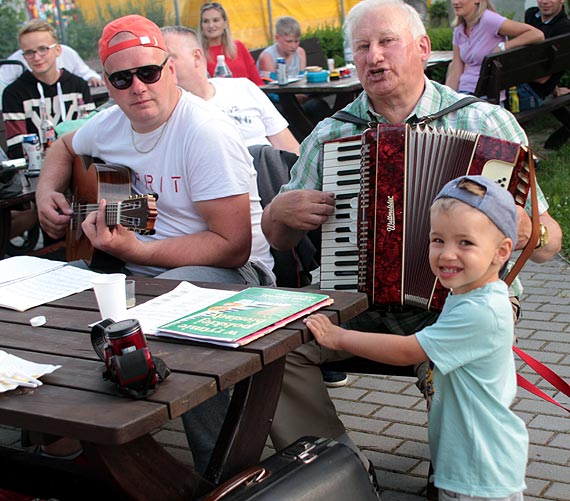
top-left (77, 96), bottom-right (90, 119)
top-left (509, 86), bottom-right (520, 113)
top-left (213, 55), bottom-right (232, 78)
top-left (39, 101), bottom-right (56, 153)
top-left (277, 57), bottom-right (288, 85)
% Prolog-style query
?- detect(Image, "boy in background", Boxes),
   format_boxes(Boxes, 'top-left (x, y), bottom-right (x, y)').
top-left (256, 16), bottom-right (331, 144)
top-left (257, 16), bottom-right (306, 79)
top-left (305, 175), bottom-right (528, 500)
top-left (2, 19), bottom-right (93, 159)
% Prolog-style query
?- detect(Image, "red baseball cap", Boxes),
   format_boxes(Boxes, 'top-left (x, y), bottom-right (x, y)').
top-left (98, 14), bottom-right (167, 65)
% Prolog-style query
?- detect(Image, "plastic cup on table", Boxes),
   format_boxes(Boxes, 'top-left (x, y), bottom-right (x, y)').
top-left (92, 273), bottom-right (127, 321)
top-left (125, 279), bottom-right (136, 308)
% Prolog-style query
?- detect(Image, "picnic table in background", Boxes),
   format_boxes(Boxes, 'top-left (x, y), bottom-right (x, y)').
top-left (261, 50), bottom-right (453, 140)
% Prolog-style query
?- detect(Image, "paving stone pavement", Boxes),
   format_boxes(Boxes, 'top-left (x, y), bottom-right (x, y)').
top-left (0, 256), bottom-right (569, 500)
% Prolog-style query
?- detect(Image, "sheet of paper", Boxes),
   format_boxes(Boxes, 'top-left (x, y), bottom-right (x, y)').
top-left (0, 256), bottom-right (66, 286)
top-left (0, 265), bottom-right (100, 312)
top-left (125, 282), bottom-right (236, 334)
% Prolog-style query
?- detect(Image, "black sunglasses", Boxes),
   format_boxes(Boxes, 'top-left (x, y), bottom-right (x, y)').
top-left (106, 56), bottom-right (169, 90)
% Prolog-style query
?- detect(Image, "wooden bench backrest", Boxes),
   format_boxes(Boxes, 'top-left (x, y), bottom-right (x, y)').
top-left (249, 47), bottom-right (263, 63)
top-left (250, 37), bottom-right (327, 68)
top-left (474, 33), bottom-right (570, 103)
top-left (300, 37), bottom-right (327, 68)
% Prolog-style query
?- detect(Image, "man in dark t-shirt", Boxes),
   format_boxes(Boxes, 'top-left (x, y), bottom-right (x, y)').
top-left (524, 0), bottom-right (570, 149)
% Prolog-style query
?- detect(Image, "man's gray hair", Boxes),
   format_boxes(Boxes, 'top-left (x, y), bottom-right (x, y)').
top-left (161, 25), bottom-right (203, 51)
top-left (344, 0), bottom-right (427, 48)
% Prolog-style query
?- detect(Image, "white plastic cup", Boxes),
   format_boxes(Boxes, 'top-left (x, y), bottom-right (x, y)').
top-left (92, 273), bottom-right (127, 321)
top-left (327, 58), bottom-right (335, 72)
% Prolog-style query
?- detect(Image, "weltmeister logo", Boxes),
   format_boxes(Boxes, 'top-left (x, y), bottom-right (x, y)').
top-left (386, 196), bottom-right (395, 231)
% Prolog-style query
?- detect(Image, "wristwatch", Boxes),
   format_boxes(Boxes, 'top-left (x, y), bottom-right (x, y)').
top-left (498, 42), bottom-right (506, 51)
top-left (535, 223), bottom-right (549, 250)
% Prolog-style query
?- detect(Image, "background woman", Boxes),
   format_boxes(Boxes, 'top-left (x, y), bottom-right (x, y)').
top-left (199, 2), bottom-right (263, 85)
top-left (445, 0), bottom-right (543, 101)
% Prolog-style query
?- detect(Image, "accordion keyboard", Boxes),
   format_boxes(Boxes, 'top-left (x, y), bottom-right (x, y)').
top-left (320, 137), bottom-right (362, 291)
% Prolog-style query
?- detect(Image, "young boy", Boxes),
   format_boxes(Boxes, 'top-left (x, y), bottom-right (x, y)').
top-left (305, 175), bottom-right (528, 500)
top-left (257, 16), bottom-right (307, 79)
top-left (2, 19), bottom-right (94, 159)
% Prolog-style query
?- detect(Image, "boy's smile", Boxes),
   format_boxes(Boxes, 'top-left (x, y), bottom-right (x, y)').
top-left (429, 202), bottom-right (512, 295)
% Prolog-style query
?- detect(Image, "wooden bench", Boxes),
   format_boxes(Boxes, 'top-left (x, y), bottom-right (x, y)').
top-left (249, 37), bottom-right (327, 68)
top-left (301, 37), bottom-right (327, 68)
top-left (474, 33), bottom-right (570, 124)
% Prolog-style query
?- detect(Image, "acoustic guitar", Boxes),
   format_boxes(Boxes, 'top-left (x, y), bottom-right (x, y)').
top-left (66, 155), bottom-right (157, 272)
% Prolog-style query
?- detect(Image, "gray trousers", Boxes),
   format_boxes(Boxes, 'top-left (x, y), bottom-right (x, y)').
top-left (156, 263), bottom-right (274, 474)
top-left (270, 308), bottom-right (437, 451)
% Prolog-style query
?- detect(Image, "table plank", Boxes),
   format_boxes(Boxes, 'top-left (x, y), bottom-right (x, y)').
top-left (0, 385), bottom-right (168, 444)
top-left (3, 348), bottom-right (217, 419)
top-left (0, 322), bottom-right (263, 392)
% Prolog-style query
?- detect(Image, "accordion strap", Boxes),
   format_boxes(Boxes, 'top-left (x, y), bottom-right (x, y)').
top-left (331, 96), bottom-right (484, 127)
top-left (503, 152), bottom-right (540, 287)
top-left (412, 96), bottom-right (484, 126)
top-left (513, 345), bottom-right (570, 413)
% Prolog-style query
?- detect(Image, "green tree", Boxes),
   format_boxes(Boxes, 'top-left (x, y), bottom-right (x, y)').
top-left (0, 4), bottom-right (25, 59)
top-left (63, 0), bottom-right (167, 61)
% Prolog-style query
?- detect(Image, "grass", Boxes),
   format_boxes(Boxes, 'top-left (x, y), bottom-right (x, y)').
top-left (524, 115), bottom-right (570, 258)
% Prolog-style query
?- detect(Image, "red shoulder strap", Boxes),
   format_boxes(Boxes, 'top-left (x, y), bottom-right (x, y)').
top-left (513, 345), bottom-right (570, 413)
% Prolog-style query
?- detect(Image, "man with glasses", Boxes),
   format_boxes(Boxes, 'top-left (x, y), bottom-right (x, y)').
top-left (36, 14), bottom-right (275, 471)
top-left (2, 19), bottom-right (94, 159)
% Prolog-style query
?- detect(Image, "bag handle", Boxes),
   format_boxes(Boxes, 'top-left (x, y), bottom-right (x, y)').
top-left (203, 467), bottom-right (270, 501)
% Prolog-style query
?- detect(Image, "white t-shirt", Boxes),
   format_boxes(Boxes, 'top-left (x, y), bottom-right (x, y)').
top-left (72, 90), bottom-right (274, 278)
top-left (209, 77), bottom-right (288, 147)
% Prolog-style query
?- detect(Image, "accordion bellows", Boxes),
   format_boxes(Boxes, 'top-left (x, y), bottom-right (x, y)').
top-left (321, 124), bottom-right (533, 311)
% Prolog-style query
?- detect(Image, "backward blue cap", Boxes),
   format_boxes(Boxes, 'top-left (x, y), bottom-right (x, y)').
top-left (434, 175), bottom-right (518, 245)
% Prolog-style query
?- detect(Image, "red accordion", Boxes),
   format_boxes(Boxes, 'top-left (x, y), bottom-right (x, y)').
top-left (321, 124), bottom-right (538, 311)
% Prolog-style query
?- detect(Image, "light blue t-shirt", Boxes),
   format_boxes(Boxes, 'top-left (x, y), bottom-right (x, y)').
top-left (416, 281), bottom-right (528, 497)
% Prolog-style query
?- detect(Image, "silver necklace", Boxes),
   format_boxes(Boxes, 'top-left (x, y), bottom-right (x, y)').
top-left (130, 120), bottom-right (169, 154)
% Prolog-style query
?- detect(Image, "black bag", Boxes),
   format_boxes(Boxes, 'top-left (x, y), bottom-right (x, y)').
top-left (0, 167), bottom-right (23, 199)
top-left (202, 437), bottom-right (380, 501)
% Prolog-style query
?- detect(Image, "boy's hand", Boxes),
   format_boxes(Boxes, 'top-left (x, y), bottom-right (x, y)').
top-left (304, 313), bottom-right (344, 350)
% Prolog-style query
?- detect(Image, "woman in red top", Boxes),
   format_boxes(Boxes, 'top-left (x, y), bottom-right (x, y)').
top-left (199, 2), bottom-right (263, 86)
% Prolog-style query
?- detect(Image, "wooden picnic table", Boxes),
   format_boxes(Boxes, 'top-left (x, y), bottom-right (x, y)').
top-left (0, 277), bottom-right (368, 500)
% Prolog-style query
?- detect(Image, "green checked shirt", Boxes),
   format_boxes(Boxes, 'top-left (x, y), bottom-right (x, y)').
top-left (283, 77), bottom-right (548, 298)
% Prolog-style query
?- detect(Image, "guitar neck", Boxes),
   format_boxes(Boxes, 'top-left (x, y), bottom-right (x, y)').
top-left (73, 202), bottom-right (123, 226)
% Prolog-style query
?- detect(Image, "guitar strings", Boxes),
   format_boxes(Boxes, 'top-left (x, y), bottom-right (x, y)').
top-left (73, 202), bottom-right (145, 226)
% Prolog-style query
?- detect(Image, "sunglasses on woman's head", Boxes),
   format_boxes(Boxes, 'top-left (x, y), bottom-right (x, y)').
top-left (106, 56), bottom-right (169, 90)
top-left (201, 2), bottom-right (223, 11)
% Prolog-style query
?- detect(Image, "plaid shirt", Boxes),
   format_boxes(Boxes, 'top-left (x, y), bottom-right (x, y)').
top-left (282, 77), bottom-right (548, 214)
top-left (284, 78), bottom-right (547, 299)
